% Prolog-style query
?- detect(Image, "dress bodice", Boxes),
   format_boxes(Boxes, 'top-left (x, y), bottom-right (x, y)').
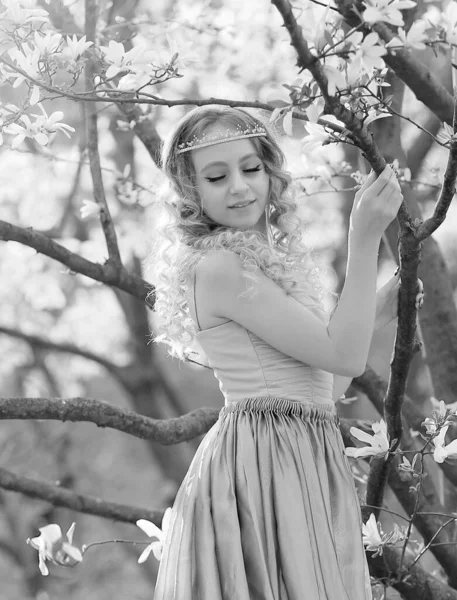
top-left (191, 267), bottom-right (335, 406)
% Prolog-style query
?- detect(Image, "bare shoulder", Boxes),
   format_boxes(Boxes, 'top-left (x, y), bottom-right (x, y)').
top-left (196, 248), bottom-right (244, 291)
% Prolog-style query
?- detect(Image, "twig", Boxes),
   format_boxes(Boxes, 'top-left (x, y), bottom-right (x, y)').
top-left (84, 0), bottom-right (122, 267)
top-left (0, 467), bottom-right (162, 525)
top-left (417, 83), bottom-right (457, 241)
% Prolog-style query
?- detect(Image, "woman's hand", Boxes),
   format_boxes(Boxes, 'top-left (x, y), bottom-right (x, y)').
top-left (350, 166), bottom-right (404, 242)
top-left (374, 270), bottom-right (401, 331)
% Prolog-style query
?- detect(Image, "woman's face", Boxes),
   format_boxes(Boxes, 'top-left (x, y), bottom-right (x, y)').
top-left (191, 128), bottom-right (270, 233)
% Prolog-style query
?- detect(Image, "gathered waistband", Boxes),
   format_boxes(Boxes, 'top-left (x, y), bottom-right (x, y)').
top-left (219, 397), bottom-right (339, 424)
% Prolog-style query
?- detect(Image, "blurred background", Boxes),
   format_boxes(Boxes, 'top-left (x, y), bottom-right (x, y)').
top-left (0, 0), bottom-right (455, 598)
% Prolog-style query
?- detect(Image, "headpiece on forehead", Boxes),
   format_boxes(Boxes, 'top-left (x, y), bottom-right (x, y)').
top-left (176, 123), bottom-right (267, 154)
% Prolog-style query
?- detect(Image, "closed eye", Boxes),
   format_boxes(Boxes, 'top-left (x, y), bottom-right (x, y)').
top-left (205, 165), bottom-right (262, 183)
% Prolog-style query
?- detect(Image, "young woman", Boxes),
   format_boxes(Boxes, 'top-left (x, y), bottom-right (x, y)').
top-left (150, 104), bottom-right (403, 600)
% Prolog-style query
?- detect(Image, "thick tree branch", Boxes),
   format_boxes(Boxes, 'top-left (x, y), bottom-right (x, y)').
top-left (0, 396), bottom-right (362, 445)
top-left (0, 397), bottom-right (220, 444)
top-left (0, 467), bottom-right (161, 525)
top-left (84, 0), bottom-right (122, 267)
top-left (0, 220), bottom-right (153, 307)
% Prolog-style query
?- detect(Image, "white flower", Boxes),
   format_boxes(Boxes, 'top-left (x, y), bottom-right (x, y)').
top-left (117, 72), bottom-right (151, 91)
top-left (26, 522), bottom-right (82, 576)
top-left (386, 21), bottom-right (428, 52)
top-left (0, 0), bottom-right (49, 31)
top-left (364, 111), bottom-right (392, 126)
top-left (345, 419), bottom-right (390, 459)
top-left (305, 102), bottom-right (324, 124)
top-left (33, 31), bottom-right (62, 57)
top-left (7, 46), bottom-right (41, 88)
top-left (422, 417), bottom-right (437, 435)
top-left (65, 34), bottom-right (93, 60)
top-left (443, 1), bottom-right (457, 45)
top-left (80, 199), bottom-right (100, 220)
top-left (354, 32), bottom-right (386, 72)
top-left (136, 508), bottom-right (172, 563)
top-left (301, 122), bottom-right (329, 152)
top-left (30, 84), bottom-right (40, 105)
top-left (3, 104), bottom-right (75, 148)
top-left (433, 425), bottom-right (457, 463)
top-left (362, 0), bottom-right (417, 27)
top-left (362, 513), bottom-right (383, 552)
top-left (99, 40), bottom-right (156, 79)
top-left (437, 122), bottom-right (457, 146)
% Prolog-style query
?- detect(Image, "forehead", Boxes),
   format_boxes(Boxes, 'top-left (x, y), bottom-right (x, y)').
top-left (191, 136), bottom-right (259, 172)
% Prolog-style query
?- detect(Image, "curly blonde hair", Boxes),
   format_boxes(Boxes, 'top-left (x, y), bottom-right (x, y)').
top-left (148, 105), bottom-right (327, 360)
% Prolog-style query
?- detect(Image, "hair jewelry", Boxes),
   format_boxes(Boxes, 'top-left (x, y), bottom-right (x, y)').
top-left (176, 123), bottom-right (267, 154)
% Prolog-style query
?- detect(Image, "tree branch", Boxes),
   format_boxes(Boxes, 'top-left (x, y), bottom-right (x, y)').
top-left (417, 84), bottom-right (457, 241)
top-left (0, 397), bottom-right (220, 444)
top-left (0, 467), bottom-right (161, 525)
top-left (0, 220), bottom-right (153, 307)
top-left (0, 326), bottom-right (120, 376)
top-left (334, 0), bottom-right (454, 125)
top-left (269, 0), bottom-right (411, 227)
top-left (84, 0), bottom-right (122, 267)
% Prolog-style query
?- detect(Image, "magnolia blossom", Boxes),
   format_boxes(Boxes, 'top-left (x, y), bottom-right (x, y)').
top-left (7, 46), bottom-right (41, 88)
top-left (433, 425), bottom-right (457, 464)
top-left (99, 41), bottom-right (156, 79)
top-left (0, 0), bottom-right (49, 32)
top-left (80, 199), bottom-right (100, 220)
top-left (362, 514), bottom-right (383, 552)
top-left (345, 419), bottom-right (390, 459)
top-left (301, 122), bottom-right (329, 152)
top-left (385, 21), bottom-right (429, 51)
top-left (362, 0), bottom-right (417, 27)
top-left (443, 1), bottom-right (457, 46)
top-left (3, 103), bottom-right (75, 148)
top-left (32, 30), bottom-right (62, 57)
top-left (27, 522), bottom-right (83, 576)
top-left (65, 34), bottom-right (93, 60)
top-left (136, 508), bottom-right (172, 563)
top-left (430, 396), bottom-right (457, 415)
top-left (351, 32), bottom-right (386, 72)
top-left (437, 122), bottom-right (457, 146)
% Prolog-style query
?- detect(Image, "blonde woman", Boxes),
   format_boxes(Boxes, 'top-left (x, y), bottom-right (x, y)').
top-left (150, 105), bottom-right (402, 600)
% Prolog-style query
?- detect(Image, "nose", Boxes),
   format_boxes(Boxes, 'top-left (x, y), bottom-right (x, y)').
top-left (229, 169), bottom-right (249, 194)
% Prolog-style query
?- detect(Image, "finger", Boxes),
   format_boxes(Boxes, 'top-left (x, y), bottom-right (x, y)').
top-left (357, 170), bottom-right (377, 194)
top-left (365, 165), bottom-right (395, 197)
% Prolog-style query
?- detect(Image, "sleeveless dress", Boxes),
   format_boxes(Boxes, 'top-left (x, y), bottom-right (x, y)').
top-left (153, 266), bottom-right (372, 600)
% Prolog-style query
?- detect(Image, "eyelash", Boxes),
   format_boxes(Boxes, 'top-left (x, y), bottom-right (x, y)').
top-left (205, 165), bottom-right (262, 183)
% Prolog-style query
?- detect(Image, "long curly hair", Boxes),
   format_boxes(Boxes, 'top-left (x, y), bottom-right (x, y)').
top-left (148, 105), bottom-right (327, 360)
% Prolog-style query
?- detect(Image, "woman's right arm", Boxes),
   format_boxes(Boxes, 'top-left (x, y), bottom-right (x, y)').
top-left (196, 166), bottom-right (403, 378)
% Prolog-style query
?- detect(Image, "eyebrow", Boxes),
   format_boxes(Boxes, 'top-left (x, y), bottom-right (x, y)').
top-left (199, 153), bottom-right (259, 173)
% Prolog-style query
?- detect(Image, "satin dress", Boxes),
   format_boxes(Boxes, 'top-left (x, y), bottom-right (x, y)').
top-left (153, 271), bottom-right (372, 600)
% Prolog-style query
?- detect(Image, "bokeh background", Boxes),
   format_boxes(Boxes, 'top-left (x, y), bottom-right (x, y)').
top-left (0, 0), bottom-right (456, 598)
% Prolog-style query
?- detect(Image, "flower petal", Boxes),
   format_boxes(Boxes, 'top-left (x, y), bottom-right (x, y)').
top-left (136, 519), bottom-right (162, 540)
top-left (138, 543), bottom-right (154, 564)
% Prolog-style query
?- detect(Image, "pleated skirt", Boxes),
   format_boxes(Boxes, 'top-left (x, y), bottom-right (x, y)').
top-left (153, 397), bottom-right (372, 600)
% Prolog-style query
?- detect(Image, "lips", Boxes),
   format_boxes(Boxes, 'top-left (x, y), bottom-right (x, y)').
top-left (229, 199), bottom-right (256, 209)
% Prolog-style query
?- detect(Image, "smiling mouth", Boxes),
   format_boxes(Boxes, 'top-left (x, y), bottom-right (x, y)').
top-left (229, 199), bottom-right (256, 209)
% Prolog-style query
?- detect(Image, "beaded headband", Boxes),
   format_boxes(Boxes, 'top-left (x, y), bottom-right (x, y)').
top-left (176, 124), bottom-right (267, 154)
